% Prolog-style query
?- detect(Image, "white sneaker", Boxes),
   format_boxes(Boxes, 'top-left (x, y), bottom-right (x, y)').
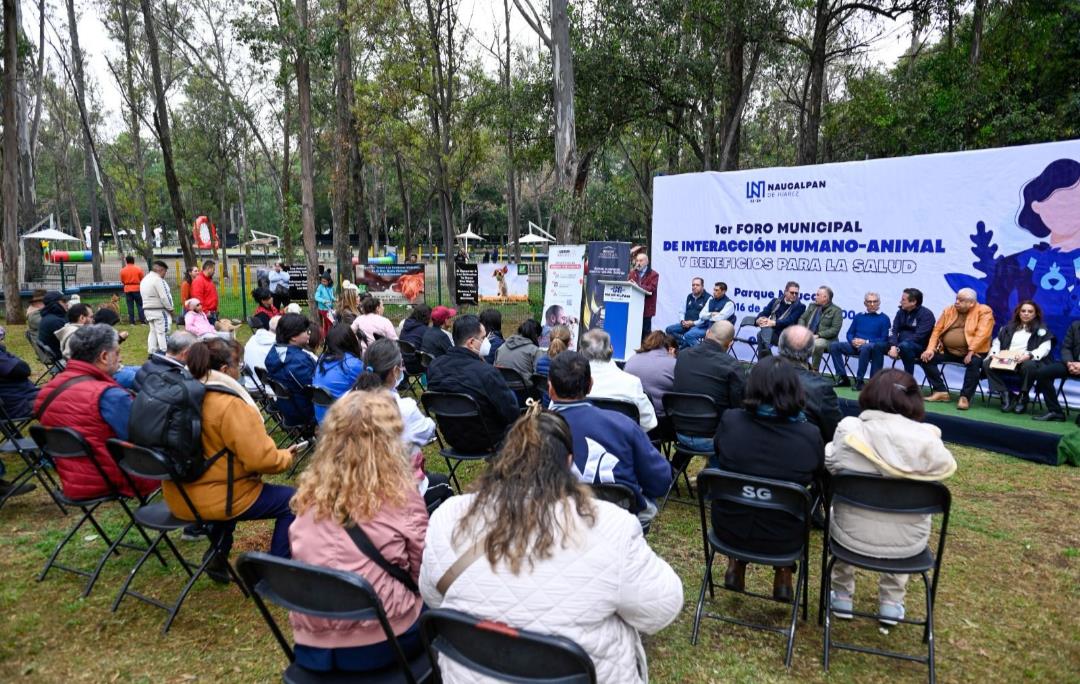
top-left (879, 600), bottom-right (905, 626)
top-left (830, 591), bottom-right (853, 620)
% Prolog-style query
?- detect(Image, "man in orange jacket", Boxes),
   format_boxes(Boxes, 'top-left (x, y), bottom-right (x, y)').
top-left (119, 255), bottom-right (146, 324)
top-left (919, 287), bottom-right (995, 410)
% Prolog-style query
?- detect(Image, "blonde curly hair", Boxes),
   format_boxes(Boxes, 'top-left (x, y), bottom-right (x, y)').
top-left (291, 390), bottom-right (414, 524)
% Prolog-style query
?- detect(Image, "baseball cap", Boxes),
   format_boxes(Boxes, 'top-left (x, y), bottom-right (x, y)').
top-left (431, 306), bottom-right (457, 325)
top-left (43, 291), bottom-right (70, 306)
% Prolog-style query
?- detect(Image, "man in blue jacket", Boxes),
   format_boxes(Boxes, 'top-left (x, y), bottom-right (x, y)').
top-left (756, 281), bottom-right (806, 357)
top-left (681, 282), bottom-right (738, 348)
top-left (547, 351), bottom-right (672, 525)
top-left (665, 277), bottom-right (709, 344)
top-left (828, 291), bottom-right (891, 389)
top-left (886, 287), bottom-right (936, 374)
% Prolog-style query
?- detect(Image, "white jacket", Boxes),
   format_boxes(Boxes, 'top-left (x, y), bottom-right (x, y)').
top-left (420, 494), bottom-right (683, 684)
top-left (243, 329), bottom-right (276, 392)
top-left (140, 270), bottom-right (173, 312)
top-left (825, 410), bottom-right (956, 558)
top-left (587, 360), bottom-right (659, 431)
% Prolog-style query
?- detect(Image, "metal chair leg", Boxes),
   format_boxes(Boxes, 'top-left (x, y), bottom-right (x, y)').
top-left (691, 549), bottom-right (713, 646)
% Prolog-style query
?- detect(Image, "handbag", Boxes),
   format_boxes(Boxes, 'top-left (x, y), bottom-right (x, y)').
top-left (345, 523), bottom-right (420, 595)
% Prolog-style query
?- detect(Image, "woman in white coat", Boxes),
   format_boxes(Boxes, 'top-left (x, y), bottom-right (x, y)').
top-left (826, 369), bottom-right (956, 626)
top-left (420, 405), bottom-right (683, 683)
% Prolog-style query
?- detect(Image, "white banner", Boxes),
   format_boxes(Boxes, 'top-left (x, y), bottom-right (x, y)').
top-left (652, 140), bottom-right (1080, 353)
top-left (541, 244), bottom-right (586, 350)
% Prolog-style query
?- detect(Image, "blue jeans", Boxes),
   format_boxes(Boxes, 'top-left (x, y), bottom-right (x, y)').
top-left (676, 433), bottom-right (714, 453)
top-left (683, 324), bottom-right (708, 347)
top-left (125, 291), bottom-right (146, 324)
top-left (894, 340), bottom-right (923, 375)
top-left (295, 614), bottom-right (424, 672)
top-left (828, 341), bottom-right (887, 380)
top-left (208, 483), bottom-right (296, 558)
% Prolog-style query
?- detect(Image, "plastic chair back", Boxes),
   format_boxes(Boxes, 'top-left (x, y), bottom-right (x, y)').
top-left (587, 397), bottom-right (640, 423)
top-left (663, 392), bottom-right (721, 438)
top-left (420, 391), bottom-right (501, 455)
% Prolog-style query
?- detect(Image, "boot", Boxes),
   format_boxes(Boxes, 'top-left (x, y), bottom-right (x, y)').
top-left (772, 566), bottom-right (794, 603)
top-left (724, 557), bottom-right (747, 591)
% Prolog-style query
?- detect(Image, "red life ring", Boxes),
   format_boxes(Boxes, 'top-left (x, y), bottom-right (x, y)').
top-left (193, 216), bottom-right (219, 249)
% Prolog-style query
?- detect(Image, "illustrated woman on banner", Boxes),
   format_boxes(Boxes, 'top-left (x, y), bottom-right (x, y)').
top-left (983, 159), bottom-right (1080, 342)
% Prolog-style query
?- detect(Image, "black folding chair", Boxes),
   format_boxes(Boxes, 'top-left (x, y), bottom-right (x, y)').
top-left (590, 481), bottom-right (650, 535)
top-left (29, 425), bottom-right (163, 597)
top-left (0, 405), bottom-right (66, 514)
top-left (398, 340), bottom-right (426, 397)
top-left (25, 329), bottom-right (64, 383)
top-left (307, 385), bottom-right (337, 411)
top-left (692, 469), bottom-right (812, 667)
top-left (731, 315), bottom-right (761, 362)
top-left (586, 396), bottom-right (639, 422)
top-left (420, 392), bottom-right (501, 493)
top-left (260, 373), bottom-right (316, 462)
top-left (820, 474), bottom-right (951, 683)
top-left (107, 439), bottom-right (248, 632)
top-left (531, 373), bottom-right (549, 399)
top-left (661, 392), bottom-right (722, 509)
top-left (497, 366), bottom-right (540, 408)
top-left (420, 608), bottom-right (595, 684)
top-left (237, 552), bottom-right (434, 684)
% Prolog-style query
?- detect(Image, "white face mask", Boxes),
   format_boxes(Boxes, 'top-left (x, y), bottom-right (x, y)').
top-left (479, 336), bottom-right (492, 358)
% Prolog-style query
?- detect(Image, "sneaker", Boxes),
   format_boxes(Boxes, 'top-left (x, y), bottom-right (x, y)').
top-left (830, 591), bottom-right (853, 620)
top-left (879, 600), bottom-right (905, 626)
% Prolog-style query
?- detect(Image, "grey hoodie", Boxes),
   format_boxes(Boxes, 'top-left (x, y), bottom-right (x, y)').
top-left (494, 334), bottom-right (542, 381)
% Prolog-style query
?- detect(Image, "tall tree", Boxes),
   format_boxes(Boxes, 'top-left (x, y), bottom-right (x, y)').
top-left (501, 0), bottom-right (520, 260)
top-left (66, 0), bottom-right (103, 279)
top-left (140, 0), bottom-right (197, 268)
top-left (331, 0), bottom-right (353, 283)
top-left (294, 0), bottom-right (318, 312)
top-left (2, 0), bottom-right (22, 321)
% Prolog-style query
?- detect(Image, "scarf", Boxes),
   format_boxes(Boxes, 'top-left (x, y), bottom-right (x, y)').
top-left (755, 403), bottom-right (807, 423)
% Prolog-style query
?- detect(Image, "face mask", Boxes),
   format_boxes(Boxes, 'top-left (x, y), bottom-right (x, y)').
top-left (479, 337), bottom-right (492, 358)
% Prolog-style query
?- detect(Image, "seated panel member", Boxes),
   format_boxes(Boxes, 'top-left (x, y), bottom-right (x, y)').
top-left (919, 288), bottom-right (995, 411)
top-left (886, 288), bottom-right (936, 374)
top-left (797, 285), bottom-right (843, 372)
top-left (756, 281), bottom-right (806, 357)
top-left (664, 277), bottom-right (709, 346)
top-left (682, 282), bottom-right (737, 348)
top-left (829, 291), bottom-right (891, 389)
top-left (1034, 319), bottom-right (1080, 423)
top-left (982, 300), bottom-right (1052, 414)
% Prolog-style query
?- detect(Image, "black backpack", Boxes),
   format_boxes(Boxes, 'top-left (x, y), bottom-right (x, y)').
top-left (128, 366), bottom-right (238, 483)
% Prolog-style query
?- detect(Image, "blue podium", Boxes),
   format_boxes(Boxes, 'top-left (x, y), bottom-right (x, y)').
top-left (600, 280), bottom-right (648, 361)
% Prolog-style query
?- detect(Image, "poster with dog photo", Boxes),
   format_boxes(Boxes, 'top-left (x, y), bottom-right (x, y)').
top-left (478, 262), bottom-right (529, 303)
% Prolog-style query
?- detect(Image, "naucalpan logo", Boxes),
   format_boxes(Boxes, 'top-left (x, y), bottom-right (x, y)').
top-left (746, 178), bottom-right (827, 200)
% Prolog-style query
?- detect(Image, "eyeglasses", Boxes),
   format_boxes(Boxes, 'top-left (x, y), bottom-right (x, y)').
top-left (864, 300), bottom-right (880, 304)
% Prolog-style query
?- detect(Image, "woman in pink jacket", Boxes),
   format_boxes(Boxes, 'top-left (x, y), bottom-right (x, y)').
top-left (288, 390), bottom-right (428, 673)
top-left (351, 295), bottom-right (398, 348)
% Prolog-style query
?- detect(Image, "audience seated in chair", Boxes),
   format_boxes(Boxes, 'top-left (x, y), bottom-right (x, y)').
top-left (919, 287), bottom-right (995, 411)
top-left (250, 287), bottom-right (280, 331)
top-left (288, 391), bottom-right (428, 674)
top-left (312, 323), bottom-right (365, 422)
top-left (161, 337), bottom-right (298, 582)
top-left (0, 326), bottom-right (38, 499)
top-left (1034, 319), bottom-right (1080, 423)
top-left (421, 306), bottom-right (456, 359)
top-left (426, 314), bottom-right (521, 442)
top-left (825, 369), bottom-right (956, 626)
top-left (623, 331), bottom-right (678, 421)
top-left (55, 303), bottom-right (94, 358)
top-left (132, 331), bottom-right (198, 392)
top-left (419, 405), bottom-right (683, 684)
top-left (34, 324), bottom-right (158, 501)
top-left (353, 339), bottom-right (454, 511)
top-left (535, 324), bottom-right (571, 405)
top-left (243, 315), bottom-right (278, 393)
top-left (797, 286), bottom-right (843, 372)
top-left (264, 313), bottom-right (318, 428)
top-left (711, 356), bottom-right (824, 602)
top-left (756, 281), bottom-right (805, 358)
top-left (494, 319), bottom-right (543, 381)
top-left (37, 291), bottom-right (71, 360)
top-left (351, 295), bottom-right (398, 351)
top-left (777, 325), bottom-right (843, 443)
top-left (829, 291), bottom-right (891, 390)
top-left (547, 351), bottom-right (672, 526)
top-left (579, 329), bottom-right (658, 431)
top-left (982, 300), bottom-right (1053, 414)
top-left (479, 308), bottom-right (505, 364)
top-left (671, 320), bottom-right (744, 451)
top-left (886, 288), bottom-right (936, 375)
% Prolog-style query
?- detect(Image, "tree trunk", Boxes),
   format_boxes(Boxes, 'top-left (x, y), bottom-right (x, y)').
top-left (503, 0), bottom-right (520, 260)
top-left (66, 0), bottom-right (103, 280)
top-left (295, 0), bottom-right (319, 313)
top-left (969, 0), bottom-right (986, 67)
top-left (394, 150), bottom-right (413, 260)
top-left (2, 0), bottom-right (22, 320)
top-left (119, 0), bottom-right (153, 266)
top-left (19, 0), bottom-right (44, 280)
top-left (797, 0), bottom-right (829, 166)
top-left (281, 80), bottom-right (293, 263)
top-left (236, 153), bottom-right (249, 244)
top-left (331, 0), bottom-right (353, 284)
top-left (550, 0), bottom-right (579, 243)
top-left (140, 0), bottom-right (196, 268)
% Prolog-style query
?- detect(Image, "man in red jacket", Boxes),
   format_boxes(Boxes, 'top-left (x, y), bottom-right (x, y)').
top-left (190, 260), bottom-right (220, 324)
top-left (34, 324), bottom-right (157, 500)
top-left (629, 251), bottom-right (659, 338)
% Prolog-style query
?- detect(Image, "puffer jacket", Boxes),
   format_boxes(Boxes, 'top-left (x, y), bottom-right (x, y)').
top-left (0, 345), bottom-right (38, 418)
top-left (494, 334), bottom-right (541, 381)
top-left (289, 490), bottom-right (428, 648)
top-left (264, 344), bottom-right (316, 427)
top-left (38, 302), bottom-right (68, 358)
top-left (825, 410), bottom-right (956, 558)
top-left (162, 371), bottom-right (292, 520)
top-left (420, 495), bottom-right (683, 684)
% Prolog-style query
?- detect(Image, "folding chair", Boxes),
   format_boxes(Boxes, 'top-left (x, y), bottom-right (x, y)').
top-left (531, 373), bottom-right (549, 399)
top-left (820, 474), bottom-right (951, 683)
top-left (661, 392), bottom-right (721, 509)
top-left (29, 425), bottom-right (163, 597)
top-left (497, 366), bottom-right (539, 408)
top-left (420, 392), bottom-right (501, 493)
top-left (936, 360), bottom-right (986, 401)
top-left (586, 397), bottom-right (639, 422)
top-left (398, 340), bottom-right (426, 397)
top-left (307, 385), bottom-right (337, 412)
top-left (106, 439), bottom-right (214, 633)
top-left (420, 608), bottom-right (595, 684)
top-left (237, 551), bottom-right (434, 684)
top-left (692, 469), bottom-right (812, 667)
top-left (261, 374), bottom-right (316, 455)
top-left (25, 329), bottom-right (64, 383)
top-left (590, 481), bottom-right (650, 535)
top-left (0, 405), bottom-right (67, 514)
top-left (731, 315), bottom-right (762, 362)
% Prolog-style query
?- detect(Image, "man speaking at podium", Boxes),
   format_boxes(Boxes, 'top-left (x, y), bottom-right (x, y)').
top-left (629, 251), bottom-right (659, 338)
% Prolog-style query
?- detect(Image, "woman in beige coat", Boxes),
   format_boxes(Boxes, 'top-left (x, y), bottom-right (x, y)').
top-left (825, 369), bottom-right (956, 626)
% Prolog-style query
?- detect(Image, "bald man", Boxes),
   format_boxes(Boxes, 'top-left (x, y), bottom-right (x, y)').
top-left (919, 288), bottom-right (995, 410)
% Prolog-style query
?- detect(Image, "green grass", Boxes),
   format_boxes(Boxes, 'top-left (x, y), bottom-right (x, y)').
top-left (1, 322), bottom-right (1078, 682)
